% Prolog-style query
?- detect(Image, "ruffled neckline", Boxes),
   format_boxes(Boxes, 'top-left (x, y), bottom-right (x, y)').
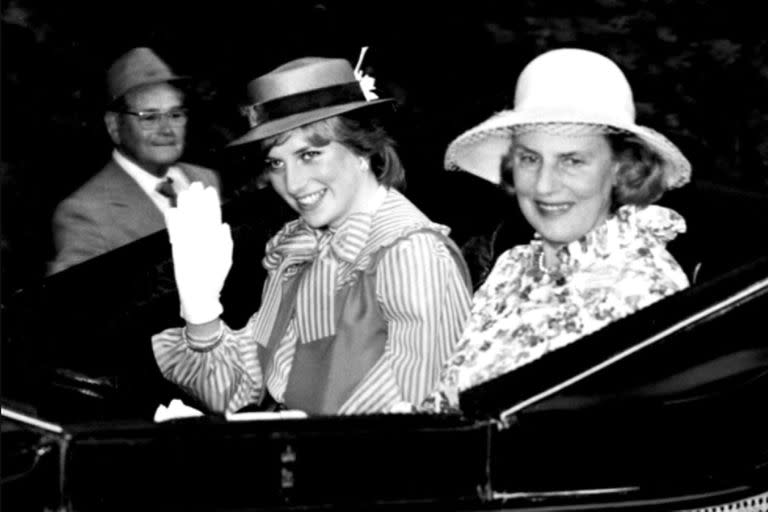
top-left (527, 204), bottom-right (686, 282)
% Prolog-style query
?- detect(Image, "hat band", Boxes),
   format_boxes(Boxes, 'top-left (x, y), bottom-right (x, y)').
top-left (245, 82), bottom-right (365, 128)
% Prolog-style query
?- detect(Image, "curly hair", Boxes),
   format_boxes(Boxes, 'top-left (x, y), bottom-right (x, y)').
top-left (607, 131), bottom-right (667, 207)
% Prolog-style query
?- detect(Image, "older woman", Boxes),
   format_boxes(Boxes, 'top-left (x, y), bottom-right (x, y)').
top-left (422, 48), bottom-right (692, 411)
top-left (152, 55), bottom-right (471, 415)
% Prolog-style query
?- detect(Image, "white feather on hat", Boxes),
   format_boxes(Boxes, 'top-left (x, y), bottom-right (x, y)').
top-left (229, 54), bottom-right (393, 147)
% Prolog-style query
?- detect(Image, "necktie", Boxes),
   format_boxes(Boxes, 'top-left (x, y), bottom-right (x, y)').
top-left (157, 177), bottom-right (177, 207)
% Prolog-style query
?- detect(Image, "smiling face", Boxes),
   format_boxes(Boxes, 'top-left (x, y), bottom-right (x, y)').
top-left (505, 129), bottom-right (618, 254)
top-left (264, 127), bottom-right (380, 229)
top-left (105, 82), bottom-right (186, 177)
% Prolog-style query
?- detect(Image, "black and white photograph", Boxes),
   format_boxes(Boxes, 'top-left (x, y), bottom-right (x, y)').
top-left (2, 1), bottom-right (767, 510)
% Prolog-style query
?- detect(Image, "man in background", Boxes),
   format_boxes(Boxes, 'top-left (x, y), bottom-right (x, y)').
top-left (48, 47), bottom-right (220, 274)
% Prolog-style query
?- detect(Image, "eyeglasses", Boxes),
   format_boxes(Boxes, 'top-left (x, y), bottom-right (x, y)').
top-left (120, 108), bottom-right (188, 129)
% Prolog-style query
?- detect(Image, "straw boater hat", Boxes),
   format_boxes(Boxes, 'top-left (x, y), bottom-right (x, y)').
top-left (106, 47), bottom-right (187, 103)
top-left (229, 55), bottom-right (393, 146)
top-left (444, 48), bottom-right (691, 189)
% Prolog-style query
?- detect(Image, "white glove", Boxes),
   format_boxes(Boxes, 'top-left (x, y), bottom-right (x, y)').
top-left (164, 182), bottom-right (233, 325)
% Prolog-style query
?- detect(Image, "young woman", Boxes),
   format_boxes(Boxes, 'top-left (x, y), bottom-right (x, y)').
top-left (152, 56), bottom-right (472, 415)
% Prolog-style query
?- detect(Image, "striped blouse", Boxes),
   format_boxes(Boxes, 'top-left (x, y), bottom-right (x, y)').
top-left (153, 188), bottom-right (472, 415)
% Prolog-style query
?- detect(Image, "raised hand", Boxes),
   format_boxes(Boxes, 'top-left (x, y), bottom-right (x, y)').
top-left (164, 182), bottom-right (233, 325)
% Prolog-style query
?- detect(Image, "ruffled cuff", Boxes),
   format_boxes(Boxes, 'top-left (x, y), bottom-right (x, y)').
top-left (182, 322), bottom-right (225, 352)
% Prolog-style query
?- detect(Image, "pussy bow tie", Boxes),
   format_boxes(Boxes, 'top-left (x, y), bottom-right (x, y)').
top-left (262, 213), bottom-right (372, 274)
top-left (253, 213), bottom-right (372, 346)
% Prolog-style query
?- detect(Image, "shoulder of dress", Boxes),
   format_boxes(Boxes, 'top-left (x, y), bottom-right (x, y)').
top-left (615, 204), bottom-right (687, 245)
top-left (367, 191), bottom-right (451, 250)
top-left (497, 243), bottom-right (534, 262)
top-left (337, 195), bottom-right (459, 283)
top-left (483, 243), bottom-right (534, 278)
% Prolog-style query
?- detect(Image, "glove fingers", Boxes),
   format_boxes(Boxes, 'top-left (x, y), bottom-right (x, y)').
top-left (165, 184), bottom-right (229, 324)
top-left (177, 181), bottom-right (205, 210)
top-left (167, 185), bottom-right (224, 243)
top-left (202, 186), bottom-right (223, 226)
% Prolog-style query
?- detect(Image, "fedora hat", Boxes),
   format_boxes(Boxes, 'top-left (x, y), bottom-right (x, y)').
top-left (228, 56), bottom-right (393, 146)
top-left (444, 48), bottom-right (691, 189)
top-left (106, 47), bottom-right (187, 103)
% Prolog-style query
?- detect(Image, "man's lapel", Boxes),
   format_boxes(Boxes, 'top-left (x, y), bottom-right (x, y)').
top-left (106, 160), bottom-right (165, 235)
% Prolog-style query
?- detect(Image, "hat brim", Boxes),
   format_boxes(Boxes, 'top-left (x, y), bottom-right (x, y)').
top-left (444, 109), bottom-right (691, 190)
top-left (228, 98), bottom-right (394, 147)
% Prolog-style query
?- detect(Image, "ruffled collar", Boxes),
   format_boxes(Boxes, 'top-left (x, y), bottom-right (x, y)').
top-left (528, 204), bottom-right (686, 282)
top-left (262, 186), bottom-right (389, 272)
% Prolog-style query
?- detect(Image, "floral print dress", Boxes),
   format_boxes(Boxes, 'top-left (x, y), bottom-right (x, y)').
top-left (422, 204), bottom-right (690, 412)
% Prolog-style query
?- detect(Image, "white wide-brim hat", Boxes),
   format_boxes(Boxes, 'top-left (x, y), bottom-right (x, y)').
top-left (444, 48), bottom-right (691, 189)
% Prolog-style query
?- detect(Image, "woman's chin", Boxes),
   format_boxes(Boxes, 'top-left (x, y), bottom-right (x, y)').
top-left (537, 228), bottom-right (584, 248)
top-left (299, 209), bottom-right (332, 229)
top-left (300, 216), bottom-right (327, 229)
top-left (530, 214), bottom-right (599, 247)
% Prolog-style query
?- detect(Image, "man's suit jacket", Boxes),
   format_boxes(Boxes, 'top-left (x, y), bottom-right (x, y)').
top-left (49, 159), bottom-right (220, 275)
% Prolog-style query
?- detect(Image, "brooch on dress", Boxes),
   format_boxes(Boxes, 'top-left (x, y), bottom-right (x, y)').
top-left (535, 248), bottom-right (567, 287)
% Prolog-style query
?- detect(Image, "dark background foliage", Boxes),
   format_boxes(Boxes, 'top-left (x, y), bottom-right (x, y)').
top-left (2, 0), bottom-right (768, 295)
